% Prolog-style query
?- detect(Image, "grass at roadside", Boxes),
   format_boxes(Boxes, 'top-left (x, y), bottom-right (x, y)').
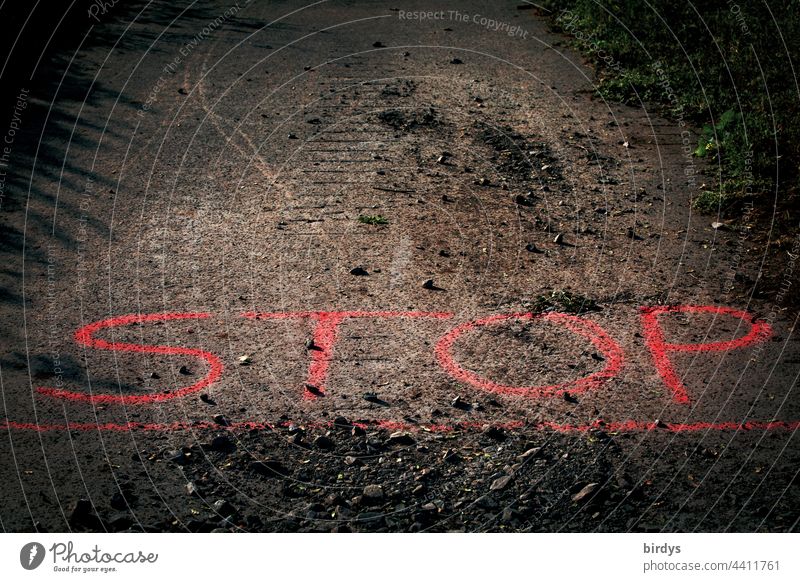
top-left (538, 0), bottom-right (799, 221)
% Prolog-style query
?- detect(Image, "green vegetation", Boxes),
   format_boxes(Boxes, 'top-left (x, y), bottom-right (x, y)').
top-left (357, 214), bottom-right (389, 225)
top-left (540, 0), bottom-right (799, 217)
top-left (532, 290), bottom-right (601, 314)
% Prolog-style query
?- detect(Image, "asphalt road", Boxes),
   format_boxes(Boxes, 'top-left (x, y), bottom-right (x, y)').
top-left (1, 0), bottom-right (798, 532)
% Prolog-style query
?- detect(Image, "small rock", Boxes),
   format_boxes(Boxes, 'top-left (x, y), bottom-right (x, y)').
top-left (514, 194), bottom-right (533, 206)
top-left (525, 242), bottom-right (543, 253)
top-left (333, 416), bottom-right (351, 428)
top-left (178, 365), bottom-right (191, 375)
top-left (200, 393), bottom-right (216, 405)
top-left (387, 431), bottom-right (415, 445)
top-left (237, 354), bottom-right (252, 365)
top-left (213, 414), bottom-right (230, 427)
top-left (490, 475), bottom-right (513, 491)
top-left (482, 425), bottom-right (506, 441)
top-left (110, 491), bottom-right (129, 510)
top-left (373, 41), bottom-right (385, 47)
top-left (287, 133), bottom-right (298, 139)
top-left (305, 383), bottom-right (324, 396)
top-left (344, 455), bottom-right (363, 466)
top-left (553, 233), bottom-right (564, 244)
top-left (518, 447), bottom-right (541, 460)
top-left (451, 395), bottom-right (469, 410)
top-left (210, 435), bottom-right (236, 453)
top-left (479, 177), bottom-right (490, 186)
top-left (422, 279), bottom-right (436, 290)
top-left (563, 392), bottom-right (579, 404)
top-left (212, 499), bottom-right (236, 517)
top-left (170, 450), bottom-right (190, 465)
top-left (362, 484), bottom-right (384, 505)
top-left (185, 482), bottom-right (199, 496)
top-left (443, 449), bottom-right (462, 463)
top-left (350, 266), bottom-right (369, 276)
top-left (68, 499), bottom-right (98, 528)
top-left (711, 221), bottom-right (725, 230)
top-left (450, 57), bottom-right (463, 64)
top-left (571, 483), bottom-right (599, 503)
top-left (305, 338), bottom-right (316, 350)
top-left (249, 459), bottom-right (290, 477)
top-left (313, 435), bottom-right (334, 450)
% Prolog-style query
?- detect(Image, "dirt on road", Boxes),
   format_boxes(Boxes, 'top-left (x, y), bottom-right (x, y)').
top-left (1, 0), bottom-right (798, 532)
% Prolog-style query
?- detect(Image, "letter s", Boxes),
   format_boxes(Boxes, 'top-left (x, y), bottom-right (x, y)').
top-left (37, 313), bottom-right (223, 405)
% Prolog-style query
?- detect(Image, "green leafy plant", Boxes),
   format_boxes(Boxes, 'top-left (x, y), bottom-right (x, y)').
top-left (357, 214), bottom-right (388, 226)
top-left (695, 110), bottom-right (738, 158)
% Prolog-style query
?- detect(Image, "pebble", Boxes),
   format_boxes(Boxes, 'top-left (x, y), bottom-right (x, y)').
top-left (518, 447), bottom-right (542, 460)
top-left (313, 435), bottom-right (334, 449)
top-left (350, 266), bottom-right (369, 276)
top-left (362, 484), bottom-right (384, 505)
top-left (212, 499), bottom-right (236, 517)
top-left (387, 431), bottom-right (415, 445)
top-left (249, 459), bottom-right (290, 477)
top-left (185, 482), bottom-right (199, 496)
top-left (210, 435), bottom-right (236, 453)
top-left (571, 483), bottom-right (599, 503)
top-left (490, 475), bottom-right (513, 491)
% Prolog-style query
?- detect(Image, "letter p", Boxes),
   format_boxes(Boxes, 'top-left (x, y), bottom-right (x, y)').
top-left (640, 305), bottom-right (772, 403)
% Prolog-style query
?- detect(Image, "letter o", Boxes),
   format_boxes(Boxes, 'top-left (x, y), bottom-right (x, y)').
top-left (435, 312), bottom-right (624, 396)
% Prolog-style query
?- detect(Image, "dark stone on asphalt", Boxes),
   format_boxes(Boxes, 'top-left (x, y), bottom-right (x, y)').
top-left (68, 499), bottom-right (100, 529)
top-left (362, 484), bottom-right (384, 505)
top-left (170, 450), bottom-right (190, 465)
top-left (110, 491), bottom-right (129, 510)
top-left (313, 435), bottom-right (334, 449)
top-left (572, 483), bottom-right (599, 503)
top-left (350, 266), bottom-right (369, 276)
top-left (212, 499), bottom-right (237, 517)
top-left (490, 475), bottom-right (513, 491)
top-left (443, 449), bottom-right (462, 463)
top-left (451, 395), bottom-right (470, 410)
top-left (209, 435), bottom-right (236, 453)
top-left (518, 447), bottom-right (542, 460)
top-left (482, 425), bottom-right (506, 440)
top-left (213, 414), bottom-right (230, 426)
top-left (387, 431), bottom-right (415, 445)
top-left (250, 459), bottom-right (290, 477)
top-left (333, 416), bottom-right (351, 428)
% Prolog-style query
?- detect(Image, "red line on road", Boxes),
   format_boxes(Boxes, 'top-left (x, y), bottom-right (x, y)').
top-left (2, 418), bottom-right (797, 433)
